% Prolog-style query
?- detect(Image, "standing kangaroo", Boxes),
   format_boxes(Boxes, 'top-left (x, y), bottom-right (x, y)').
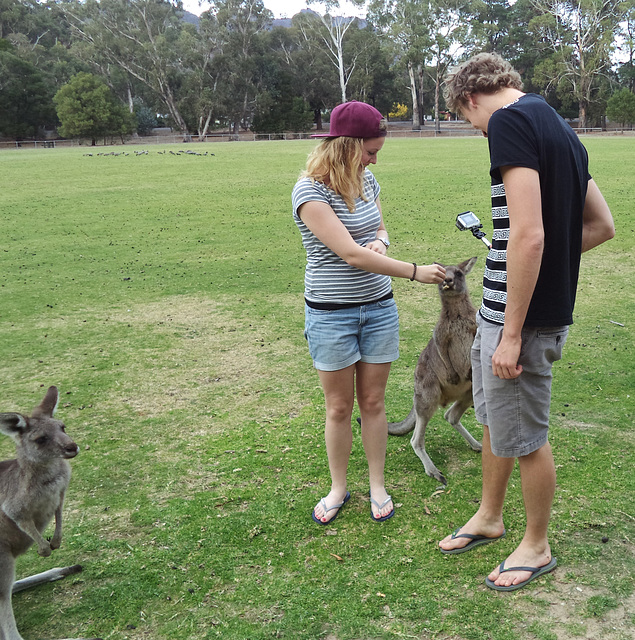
top-left (0, 386), bottom-right (85, 640)
top-left (389, 257), bottom-right (482, 485)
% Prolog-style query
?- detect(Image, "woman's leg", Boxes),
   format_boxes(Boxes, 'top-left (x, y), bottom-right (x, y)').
top-left (356, 361), bottom-right (393, 519)
top-left (313, 364), bottom-right (356, 523)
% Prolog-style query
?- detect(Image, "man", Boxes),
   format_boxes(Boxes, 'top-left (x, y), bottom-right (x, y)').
top-left (438, 53), bottom-right (615, 591)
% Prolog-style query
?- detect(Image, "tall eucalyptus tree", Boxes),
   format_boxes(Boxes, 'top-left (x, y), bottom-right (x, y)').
top-left (64, 0), bottom-right (191, 134)
top-left (301, 1), bottom-right (367, 103)
top-left (424, 0), bottom-right (469, 130)
top-left (367, 0), bottom-right (433, 128)
top-left (284, 12), bottom-right (341, 130)
top-left (529, 0), bottom-right (623, 127)
top-left (177, 8), bottom-right (229, 139)
top-left (209, 0), bottom-right (273, 132)
top-left (617, 0), bottom-right (635, 91)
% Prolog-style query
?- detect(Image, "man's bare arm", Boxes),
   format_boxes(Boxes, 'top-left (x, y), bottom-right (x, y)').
top-left (492, 166), bottom-right (544, 379)
top-left (582, 179), bottom-right (614, 252)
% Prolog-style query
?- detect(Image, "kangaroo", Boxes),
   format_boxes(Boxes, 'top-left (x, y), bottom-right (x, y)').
top-left (389, 257), bottom-right (482, 485)
top-left (0, 386), bottom-right (87, 640)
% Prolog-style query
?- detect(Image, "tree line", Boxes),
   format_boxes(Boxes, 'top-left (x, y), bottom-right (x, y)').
top-left (1, 0), bottom-right (634, 143)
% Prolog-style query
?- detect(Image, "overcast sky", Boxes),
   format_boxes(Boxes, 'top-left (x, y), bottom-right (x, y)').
top-left (181, 0), bottom-right (366, 19)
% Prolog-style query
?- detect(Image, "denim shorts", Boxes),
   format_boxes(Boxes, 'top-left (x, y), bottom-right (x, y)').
top-left (304, 298), bottom-right (399, 371)
top-left (471, 313), bottom-right (569, 458)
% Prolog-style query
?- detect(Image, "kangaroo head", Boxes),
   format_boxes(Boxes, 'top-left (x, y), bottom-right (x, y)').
top-left (0, 386), bottom-right (79, 464)
top-left (436, 257), bottom-right (478, 295)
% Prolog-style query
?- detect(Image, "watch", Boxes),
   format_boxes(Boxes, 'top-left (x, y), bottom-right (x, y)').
top-left (377, 237), bottom-right (390, 247)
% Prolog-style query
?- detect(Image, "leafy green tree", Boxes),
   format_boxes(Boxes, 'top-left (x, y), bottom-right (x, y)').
top-left (1, 0), bottom-right (81, 107)
top-left (305, 1), bottom-right (367, 103)
top-left (617, 0), bottom-right (635, 91)
top-left (606, 87), bottom-right (635, 126)
top-left (53, 72), bottom-right (134, 144)
top-left (134, 102), bottom-right (158, 135)
top-left (285, 14), bottom-right (340, 130)
top-left (529, 0), bottom-right (623, 128)
top-left (367, 0), bottom-right (434, 128)
top-left (344, 23), bottom-right (398, 113)
top-left (0, 0), bottom-right (29, 39)
top-left (424, 0), bottom-right (469, 131)
top-left (176, 9), bottom-right (230, 139)
top-left (249, 29), bottom-right (314, 133)
top-left (0, 39), bottom-right (57, 138)
top-left (207, 0), bottom-right (274, 133)
top-left (467, 0), bottom-right (514, 53)
top-left (65, 0), bottom-right (191, 134)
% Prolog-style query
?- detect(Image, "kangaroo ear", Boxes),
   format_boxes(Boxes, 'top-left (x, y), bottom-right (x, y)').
top-left (0, 413), bottom-right (28, 437)
top-left (459, 257), bottom-right (478, 274)
top-left (31, 386), bottom-right (59, 419)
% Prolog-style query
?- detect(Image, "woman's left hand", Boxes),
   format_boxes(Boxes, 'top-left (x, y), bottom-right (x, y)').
top-left (366, 240), bottom-right (387, 255)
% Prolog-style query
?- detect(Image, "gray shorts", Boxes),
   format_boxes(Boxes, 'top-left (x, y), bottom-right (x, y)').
top-left (471, 313), bottom-right (569, 458)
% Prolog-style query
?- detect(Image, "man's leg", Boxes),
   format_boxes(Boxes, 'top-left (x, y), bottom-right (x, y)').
top-left (438, 425), bottom-right (512, 551)
top-left (487, 441), bottom-right (555, 587)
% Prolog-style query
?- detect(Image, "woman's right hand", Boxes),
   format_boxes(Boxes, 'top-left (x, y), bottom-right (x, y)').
top-left (415, 263), bottom-right (446, 284)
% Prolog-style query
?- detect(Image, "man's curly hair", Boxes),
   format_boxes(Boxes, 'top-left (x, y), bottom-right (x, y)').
top-left (444, 53), bottom-right (523, 114)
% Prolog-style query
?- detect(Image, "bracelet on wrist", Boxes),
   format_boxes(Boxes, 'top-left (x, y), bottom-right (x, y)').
top-left (410, 263), bottom-right (417, 281)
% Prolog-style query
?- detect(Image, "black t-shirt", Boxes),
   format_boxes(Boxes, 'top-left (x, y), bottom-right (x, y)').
top-left (481, 93), bottom-right (590, 327)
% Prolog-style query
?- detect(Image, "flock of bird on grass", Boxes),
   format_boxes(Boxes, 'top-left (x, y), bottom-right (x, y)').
top-left (82, 149), bottom-right (215, 157)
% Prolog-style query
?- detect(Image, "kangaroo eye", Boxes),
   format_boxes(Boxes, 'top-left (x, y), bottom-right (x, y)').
top-left (35, 436), bottom-right (48, 445)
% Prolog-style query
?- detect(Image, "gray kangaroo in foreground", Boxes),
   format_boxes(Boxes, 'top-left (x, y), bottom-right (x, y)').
top-left (389, 257), bottom-right (482, 485)
top-left (0, 386), bottom-right (97, 640)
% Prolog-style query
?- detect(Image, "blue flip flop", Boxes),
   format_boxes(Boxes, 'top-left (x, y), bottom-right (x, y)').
top-left (440, 527), bottom-right (506, 554)
top-left (311, 491), bottom-right (351, 525)
top-left (370, 494), bottom-right (394, 523)
top-left (485, 557), bottom-right (557, 591)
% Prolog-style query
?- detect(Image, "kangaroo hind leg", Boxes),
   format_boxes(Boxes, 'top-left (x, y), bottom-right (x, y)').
top-left (444, 390), bottom-right (481, 452)
top-left (411, 392), bottom-right (447, 485)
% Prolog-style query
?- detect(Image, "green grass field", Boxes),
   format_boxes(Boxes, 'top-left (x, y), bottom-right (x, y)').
top-left (1, 137), bottom-right (633, 640)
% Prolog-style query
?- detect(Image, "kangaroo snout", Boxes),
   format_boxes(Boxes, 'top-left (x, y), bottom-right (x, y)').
top-left (63, 442), bottom-right (80, 458)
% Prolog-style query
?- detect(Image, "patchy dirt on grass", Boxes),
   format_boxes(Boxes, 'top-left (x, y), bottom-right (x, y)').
top-left (553, 590), bottom-right (634, 640)
top-left (99, 294), bottom-right (311, 430)
top-left (517, 574), bottom-right (635, 640)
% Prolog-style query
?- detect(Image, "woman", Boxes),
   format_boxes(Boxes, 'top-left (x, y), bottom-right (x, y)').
top-left (292, 101), bottom-right (445, 525)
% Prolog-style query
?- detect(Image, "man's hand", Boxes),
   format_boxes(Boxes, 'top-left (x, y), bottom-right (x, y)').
top-left (492, 334), bottom-right (523, 379)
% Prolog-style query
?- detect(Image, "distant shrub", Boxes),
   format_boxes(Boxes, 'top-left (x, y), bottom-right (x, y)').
top-left (389, 102), bottom-right (409, 120)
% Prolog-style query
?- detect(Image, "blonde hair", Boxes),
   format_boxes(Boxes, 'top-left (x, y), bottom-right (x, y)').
top-left (444, 53), bottom-right (523, 114)
top-left (302, 122), bottom-right (386, 212)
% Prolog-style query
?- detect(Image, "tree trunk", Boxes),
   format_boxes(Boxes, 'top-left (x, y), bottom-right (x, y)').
top-left (127, 84), bottom-right (134, 113)
top-left (578, 101), bottom-right (588, 130)
top-left (198, 111), bottom-right (212, 141)
top-left (338, 48), bottom-right (347, 103)
top-left (163, 87), bottom-right (188, 135)
top-left (408, 61), bottom-right (420, 131)
top-left (417, 64), bottom-right (425, 126)
top-left (434, 64), bottom-right (441, 133)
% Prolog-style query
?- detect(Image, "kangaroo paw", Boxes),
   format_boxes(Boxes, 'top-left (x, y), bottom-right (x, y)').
top-left (426, 468), bottom-right (447, 486)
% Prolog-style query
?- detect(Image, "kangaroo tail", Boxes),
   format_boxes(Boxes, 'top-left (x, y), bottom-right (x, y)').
top-left (388, 406), bottom-right (416, 435)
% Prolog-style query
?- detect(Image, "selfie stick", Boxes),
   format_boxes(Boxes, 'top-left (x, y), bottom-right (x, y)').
top-left (455, 211), bottom-right (492, 250)
top-left (472, 228), bottom-right (492, 250)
